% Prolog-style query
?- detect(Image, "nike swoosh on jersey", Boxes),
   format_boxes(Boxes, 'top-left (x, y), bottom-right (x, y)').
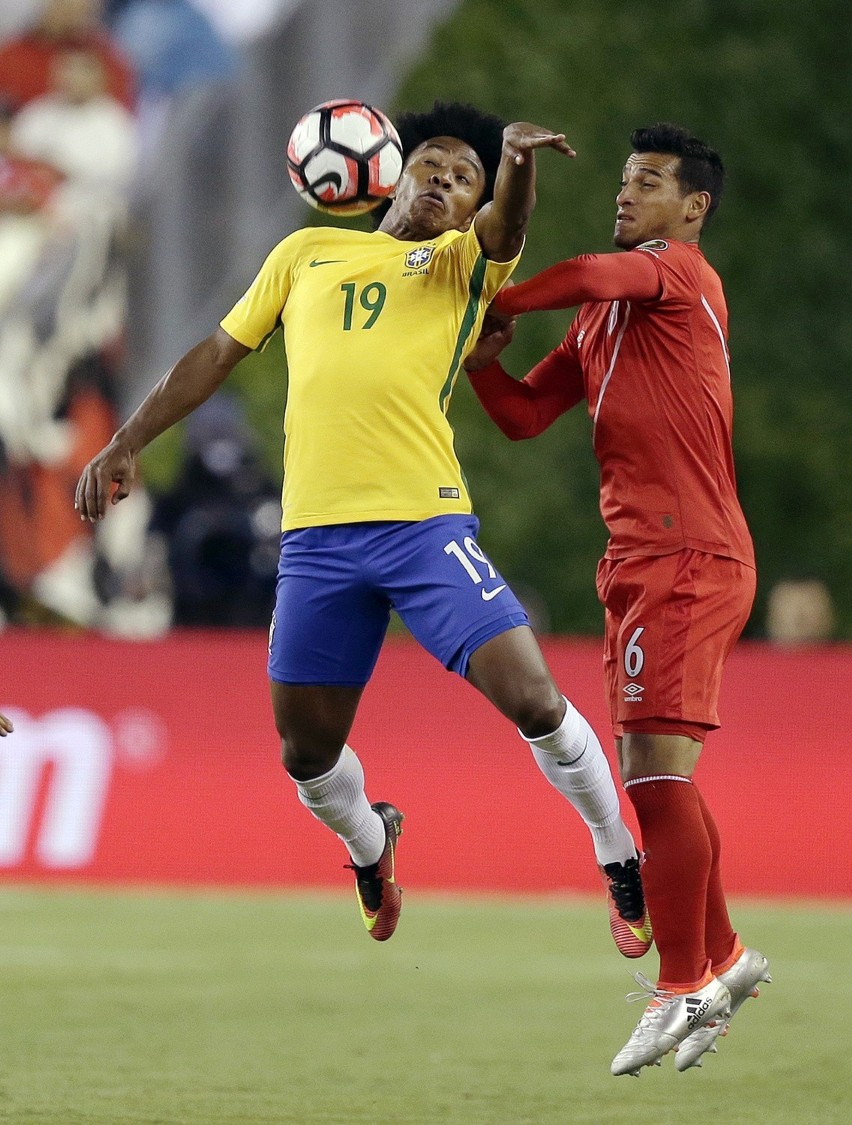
top-left (481, 584), bottom-right (507, 601)
top-left (309, 258), bottom-right (346, 267)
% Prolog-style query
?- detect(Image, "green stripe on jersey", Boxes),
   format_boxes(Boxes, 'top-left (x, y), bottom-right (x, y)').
top-left (439, 253), bottom-right (488, 414)
top-left (256, 321), bottom-right (282, 353)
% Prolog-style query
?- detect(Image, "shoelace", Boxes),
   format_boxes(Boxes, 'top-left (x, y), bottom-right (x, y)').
top-left (606, 859), bottom-right (646, 917)
top-left (626, 971), bottom-right (675, 1002)
top-left (624, 972), bottom-right (678, 1028)
top-left (625, 973), bottom-right (724, 1039)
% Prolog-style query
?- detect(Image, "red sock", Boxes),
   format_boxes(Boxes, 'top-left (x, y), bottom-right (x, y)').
top-left (694, 787), bottom-right (740, 972)
top-left (626, 777), bottom-right (712, 989)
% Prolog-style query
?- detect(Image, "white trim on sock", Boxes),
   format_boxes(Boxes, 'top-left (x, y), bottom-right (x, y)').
top-left (624, 775), bottom-right (693, 788)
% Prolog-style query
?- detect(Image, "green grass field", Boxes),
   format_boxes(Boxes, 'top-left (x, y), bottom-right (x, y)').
top-left (0, 888), bottom-right (847, 1124)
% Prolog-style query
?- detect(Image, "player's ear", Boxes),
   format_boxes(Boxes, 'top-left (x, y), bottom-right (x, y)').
top-left (688, 191), bottom-right (711, 222)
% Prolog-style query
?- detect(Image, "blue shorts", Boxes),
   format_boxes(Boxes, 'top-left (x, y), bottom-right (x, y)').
top-left (268, 515), bottom-right (529, 685)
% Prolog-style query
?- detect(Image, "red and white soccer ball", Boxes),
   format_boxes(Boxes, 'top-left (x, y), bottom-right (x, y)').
top-left (286, 99), bottom-right (403, 216)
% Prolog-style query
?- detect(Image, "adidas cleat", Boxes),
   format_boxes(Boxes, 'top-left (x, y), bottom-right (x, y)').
top-left (346, 802), bottom-right (404, 942)
top-left (611, 974), bottom-right (731, 1076)
top-left (600, 855), bottom-right (653, 958)
top-left (675, 947), bottom-right (771, 1071)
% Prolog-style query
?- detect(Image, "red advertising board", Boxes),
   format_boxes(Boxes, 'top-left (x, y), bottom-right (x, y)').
top-left (1, 629), bottom-right (850, 897)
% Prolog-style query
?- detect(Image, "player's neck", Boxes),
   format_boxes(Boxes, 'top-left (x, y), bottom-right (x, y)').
top-left (378, 209), bottom-right (448, 242)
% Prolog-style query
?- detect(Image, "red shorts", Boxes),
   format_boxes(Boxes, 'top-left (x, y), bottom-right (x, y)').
top-left (596, 549), bottom-right (756, 740)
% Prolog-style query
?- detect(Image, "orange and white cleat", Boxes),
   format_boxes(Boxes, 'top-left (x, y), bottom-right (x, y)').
top-left (600, 854), bottom-right (653, 958)
top-left (347, 802), bottom-right (404, 941)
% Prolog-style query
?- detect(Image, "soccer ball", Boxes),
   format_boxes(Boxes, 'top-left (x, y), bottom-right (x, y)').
top-left (286, 99), bottom-right (403, 216)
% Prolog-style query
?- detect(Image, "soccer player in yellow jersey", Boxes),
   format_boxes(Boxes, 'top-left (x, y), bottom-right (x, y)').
top-left (75, 101), bottom-right (650, 955)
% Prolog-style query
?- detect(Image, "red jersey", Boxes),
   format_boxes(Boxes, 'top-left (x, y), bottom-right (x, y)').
top-left (471, 240), bottom-right (754, 567)
top-left (0, 31), bottom-right (135, 111)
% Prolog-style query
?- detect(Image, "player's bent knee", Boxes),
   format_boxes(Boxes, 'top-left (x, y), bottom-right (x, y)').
top-left (514, 695), bottom-right (566, 739)
top-left (493, 678), bottom-right (564, 737)
top-left (279, 736), bottom-right (342, 782)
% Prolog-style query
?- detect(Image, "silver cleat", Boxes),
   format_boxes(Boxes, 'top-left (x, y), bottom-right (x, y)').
top-left (611, 973), bottom-right (732, 1077)
top-left (675, 947), bottom-right (771, 1071)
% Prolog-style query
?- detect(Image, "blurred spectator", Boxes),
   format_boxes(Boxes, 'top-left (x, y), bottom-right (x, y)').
top-left (0, 351), bottom-right (123, 627)
top-left (0, 348), bottom-right (172, 634)
top-left (151, 392), bottom-right (281, 627)
top-left (11, 45), bottom-right (138, 202)
top-left (0, 0), bottom-right (135, 111)
top-left (0, 45), bottom-right (138, 465)
top-left (0, 96), bottom-right (65, 317)
top-left (0, 42), bottom-right (167, 633)
top-left (103, 0), bottom-right (237, 149)
top-left (766, 578), bottom-right (836, 645)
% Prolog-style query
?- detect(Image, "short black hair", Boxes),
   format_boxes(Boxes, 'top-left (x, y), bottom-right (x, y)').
top-left (630, 122), bottom-right (726, 221)
top-left (371, 100), bottom-right (506, 226)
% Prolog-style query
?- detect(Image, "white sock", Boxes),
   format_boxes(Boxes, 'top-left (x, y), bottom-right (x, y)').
top-left (522, 697), bottom-right (637, 866)
top-left (293, 745), bottom-right (386, 866)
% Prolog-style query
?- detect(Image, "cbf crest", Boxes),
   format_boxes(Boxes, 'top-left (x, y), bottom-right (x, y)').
top-left (405, 246), bottom-right (434, 270)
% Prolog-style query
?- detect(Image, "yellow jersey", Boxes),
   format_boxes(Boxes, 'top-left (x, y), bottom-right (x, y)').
top-left (220, 223), bottom-right (519, 530)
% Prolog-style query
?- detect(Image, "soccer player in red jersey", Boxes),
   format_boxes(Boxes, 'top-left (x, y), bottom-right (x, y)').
top-left (465, 123), bottom-right (770, 1075)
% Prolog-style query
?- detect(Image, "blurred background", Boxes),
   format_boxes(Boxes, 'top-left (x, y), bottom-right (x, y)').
top-left (0, 5), bottom-right (849, 1119)
top-left (0, 0), bottom-right (848, 641)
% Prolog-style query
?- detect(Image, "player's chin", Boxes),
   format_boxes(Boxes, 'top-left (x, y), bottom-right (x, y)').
top-left (410, 201), bottom-right (453, 236)
top-left (613, 226), bottom-right (640, 250)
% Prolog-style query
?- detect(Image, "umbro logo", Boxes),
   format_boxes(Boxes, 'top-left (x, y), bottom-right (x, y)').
top-left (623, 681), bottom-right (644, 701)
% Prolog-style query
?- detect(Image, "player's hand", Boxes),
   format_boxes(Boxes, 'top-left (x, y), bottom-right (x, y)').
top-left (464, 309), bottom-right (517, 373)
top-left (0, 713), bottom-right (13, 736)
top-left (502, 122), bottom-right (576, 165)
top-left (75, 438), bottom-right (136, 521)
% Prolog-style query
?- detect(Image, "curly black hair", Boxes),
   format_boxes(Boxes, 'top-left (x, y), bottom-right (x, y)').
top-left (371, 100), bottom-right (506, 226)
top-left (630, 123), bottom-right (726, 221)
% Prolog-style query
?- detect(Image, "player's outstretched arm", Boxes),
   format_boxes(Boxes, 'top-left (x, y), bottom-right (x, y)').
top-left (474, 121), bottom-right (575, 262)
top-left (494, 251), bottom-right (662, 315)
top-left (75, 328), bottom-right (251, 521)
